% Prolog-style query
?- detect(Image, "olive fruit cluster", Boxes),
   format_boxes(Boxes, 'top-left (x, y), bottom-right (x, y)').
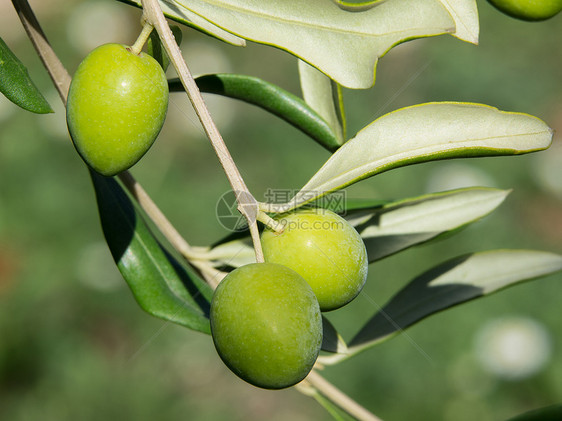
top-left (210, 208), bottom-right (368, 389)
top-left (66, 43), bottom-right (168, 176)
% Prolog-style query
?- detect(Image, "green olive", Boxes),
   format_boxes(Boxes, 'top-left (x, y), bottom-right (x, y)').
top-left (66, 43), bottom-right (168, 176)
top-left (210, 263), bottom-right (322, 389)
top-left (488, 0), bottom-right (562, 21)
top-left (261, 208), bottom-right (368, 311)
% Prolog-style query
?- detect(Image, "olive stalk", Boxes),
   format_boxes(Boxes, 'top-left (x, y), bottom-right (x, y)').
top-left (130, 20), bottom-right (154, 55)
top-left (300, 370), bottom-right (383, 421)
top-left (13, 1), bottom-right (382, 418)
top-left (139, 1), bottom-right (382, 420)
top-left (140, 0), bottom-right (267, 263)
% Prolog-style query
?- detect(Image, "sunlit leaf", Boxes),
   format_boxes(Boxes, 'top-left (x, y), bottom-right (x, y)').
top-left (170, 0), bottom-right (455, 88)
top-left (346, 187), bottom-right (510, 261)
top-left (284, 103), bottom-right (552, 211)
top-left (0, 37), bottom-right (52, 114)
top-left (170, 73), bottom-right (340, 150)
top-left (91, 170), bottom-right (212, 334)
top-left (346, 250), bottom-right (562, 358)
top-left (436, 0), bottom-right (479, 43)
top-left (298, 60), bottom-right (346, 144)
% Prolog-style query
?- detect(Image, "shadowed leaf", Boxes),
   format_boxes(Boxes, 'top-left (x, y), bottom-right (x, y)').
top-left (91, 170), bottom-right (212, 334)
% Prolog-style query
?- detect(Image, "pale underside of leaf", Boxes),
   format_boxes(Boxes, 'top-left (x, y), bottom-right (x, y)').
top-left (173, 0), bottom-right (455, 88)
top-left (207, 237), bottom-right (256, 268)
top-left (331, 250), bottom-right (562, 361)
top-left (285, 102), bottom-right (552, 210)
top-left (347, 187), bottom-right (510, 261)
top-left (436, 0), bottom-right (479, 43)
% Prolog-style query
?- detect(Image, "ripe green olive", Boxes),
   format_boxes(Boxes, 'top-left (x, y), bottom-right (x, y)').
top-left (488, 0), bottom-right (562, 20)
top-left (261, 208), bottom-right (368, 312)
top-left (210, 263), bottom-right (322, 389)
top-left (66, 43), bottom-right (168, 176)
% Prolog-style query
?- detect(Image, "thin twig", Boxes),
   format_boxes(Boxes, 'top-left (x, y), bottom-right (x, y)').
top-left (140, 0), bottom-right (265, 263)
top-left (304, 370), bottom-right (383, 421)
top-left (11, 0), bottom-right (71, 103)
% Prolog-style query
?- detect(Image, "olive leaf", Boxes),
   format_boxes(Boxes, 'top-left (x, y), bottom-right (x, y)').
top-left (171, 73), bottom-right (340, 150)
top-left (349, 187), bottom-right (510, 262)
top-left (436, 0), bottom-right (479, 43)
top-left (90, 170), bottom-right (212, 334)
top-left (324, 250), bottom-right (562, 363)
top-left (0, 37), bottom-right (52, 114)
top-left (157, 0), bottom-right (456, 88)
top-left (283, 102), bottom-right (552, 211)
top-left (298, 60), bottom-right (346, 144)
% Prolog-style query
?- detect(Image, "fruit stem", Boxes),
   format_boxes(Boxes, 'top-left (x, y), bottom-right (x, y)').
top-left (130, 20), bottom-right (154, 56)
top-left (257, 211), bottom-right (285, 234)
top-left (140, 0), bottom-right (265, 264)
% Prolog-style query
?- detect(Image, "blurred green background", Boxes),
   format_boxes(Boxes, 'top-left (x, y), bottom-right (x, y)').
top-left (1, 1), bottom-right (562, 420)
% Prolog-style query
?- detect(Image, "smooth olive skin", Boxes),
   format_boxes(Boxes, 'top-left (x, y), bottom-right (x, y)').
top-left (66, 43), bottom-right (168, 176)
top-left (210, 263), bottom-right (322, 390)
top-left (488, 0), bottom-right (562, 20)
top-left (261, 208), bottom-right (368, 312)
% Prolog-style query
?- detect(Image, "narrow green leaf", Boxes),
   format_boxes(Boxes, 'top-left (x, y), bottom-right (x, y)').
top-left (346, 187), bottom-right (510, 262)
top-left (90, 170), bottom-right (212, 334)
top-left (298, 60), bottom-right (346, 144)
top-left (348, 250), bottom-right (562, 355)
top-left (171, 74), bottom-right (340, 150)
top-left (170, 0), bottom-right (455, 88)
top-left (148, 25), bottom-right (183, 72)
top-left (286, 102), bottom-right (553, 210)
top-left (0, 37), bottom-right (52, 114)
top-left (506, 404), bottom-right (562, 421)
top-left (116, 0), bottom-right (245, 46)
